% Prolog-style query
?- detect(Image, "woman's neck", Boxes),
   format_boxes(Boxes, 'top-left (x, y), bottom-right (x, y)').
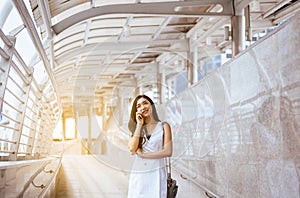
top-left (144, 116), bottom-right (157, 125)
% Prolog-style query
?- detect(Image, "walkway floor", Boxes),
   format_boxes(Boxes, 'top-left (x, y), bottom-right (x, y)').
top-left (56, 155), bottom-right (128, 198)
top-left (56, 155), bottom-right (206, 198)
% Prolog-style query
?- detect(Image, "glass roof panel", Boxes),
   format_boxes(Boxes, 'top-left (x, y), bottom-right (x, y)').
top-left (14, 29), bottom-right (37, 65)
top-left (2, 7), bottom-right (23, 35)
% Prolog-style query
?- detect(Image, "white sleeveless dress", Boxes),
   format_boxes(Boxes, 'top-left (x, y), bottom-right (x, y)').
top-left (127, 122), bottom-right (167, 198)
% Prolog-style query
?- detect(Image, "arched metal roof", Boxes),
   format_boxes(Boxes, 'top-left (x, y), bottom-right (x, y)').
top-left (25, 0), bottom-right (300, 117)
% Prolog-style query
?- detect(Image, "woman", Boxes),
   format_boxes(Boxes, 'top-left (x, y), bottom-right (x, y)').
top-left (127, 95), bottom-right (173, 198)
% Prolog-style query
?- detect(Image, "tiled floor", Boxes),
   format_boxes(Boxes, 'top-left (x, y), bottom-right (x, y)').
top-left (56, 155), bottom-right (206, 198)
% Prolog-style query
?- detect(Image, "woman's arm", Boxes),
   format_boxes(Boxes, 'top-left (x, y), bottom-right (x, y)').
top-left (137, 122), bottom-right (173, 159)
top-left (128, 124), bottom-right (142, 153)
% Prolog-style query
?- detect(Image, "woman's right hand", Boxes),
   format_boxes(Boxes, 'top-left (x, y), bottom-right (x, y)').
top-left (136, 112), bottom-right (144, 125)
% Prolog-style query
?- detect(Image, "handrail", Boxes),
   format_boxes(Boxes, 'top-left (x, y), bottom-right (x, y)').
top-left (38, 142), bottom-right (65, 197)
top-left (0, 47), bottom-right (59, 160)
top-left (0, 158), bottom-right (49, 170)
top-left (38, 154), bottom-right (63, 198)
top-left (0, 156), bottom-right (62, 198)
top-left (17, 160), bottom-right (51, 198)
top-left (0, 1), bottom-right (62, 161)
top-left (173, 163), bottom-right (222, 198)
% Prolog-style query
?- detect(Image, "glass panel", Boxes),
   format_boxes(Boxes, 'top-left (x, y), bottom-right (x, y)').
top-left (2, 6), bottom-right (23, 35)
top-left (33, 61), bottom-right (47, 84)
top-left (14, 28), bottom-right (37, 65)
top-left (164, 14), bottom-right (300, 197)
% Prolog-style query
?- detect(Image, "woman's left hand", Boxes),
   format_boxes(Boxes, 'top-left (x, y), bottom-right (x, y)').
top-left (136, 148), bottom-right (143, 157)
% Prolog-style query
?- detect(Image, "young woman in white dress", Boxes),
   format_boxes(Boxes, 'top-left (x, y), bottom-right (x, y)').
top-left (127, 95), bottom-right (173, 198)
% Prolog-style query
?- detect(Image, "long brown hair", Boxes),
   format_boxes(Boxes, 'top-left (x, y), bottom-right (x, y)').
top-left (128, 95), bottom-right (160, 148)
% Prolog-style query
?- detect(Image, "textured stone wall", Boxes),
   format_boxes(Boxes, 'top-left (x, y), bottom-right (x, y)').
top-left (165, 13), bottom-right (300, 198)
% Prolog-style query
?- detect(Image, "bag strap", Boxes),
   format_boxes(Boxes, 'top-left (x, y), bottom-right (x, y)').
top-left (166, 156), bottom-right (172, 179)
top-left (162, 121), bottom-right (172, 179)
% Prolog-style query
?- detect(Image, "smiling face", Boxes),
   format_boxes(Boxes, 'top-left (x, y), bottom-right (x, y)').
top-left (136, 97), bottom-right (153, 118)
top-left (128, 95), bottom-right (160, 131)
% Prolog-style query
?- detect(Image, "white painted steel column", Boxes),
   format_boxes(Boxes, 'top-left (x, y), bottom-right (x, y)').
top-left (187, 34), bottom-right (198, 86)
top-left (136, 76), bottom-right (143, 96)
top-left (160, 68), bottom-right (166, 104)
top-left (192, 36), bottom-right (198, 84)
top-left (187, 52), bottom-right (193, 86)
top-left (62, 113), bottom-right (67, 140)
top-left (0, 35), bottom-right (13, 113)
top-left (156, 63), bottom-right (161, 104)
top-left (231, 10), bottom-right (246, 56)
top-left (75, 111), bottom-right (79, 139)
top-left (101, 97), bottom-right (106, 131)
top-left (87, 105), bottom-right (92, 154)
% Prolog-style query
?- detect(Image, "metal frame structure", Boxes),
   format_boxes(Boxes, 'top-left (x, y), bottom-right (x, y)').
top-left (26, 0), bottom-right (299, 118)
top-left (0, 0), bottom-right (299, 159)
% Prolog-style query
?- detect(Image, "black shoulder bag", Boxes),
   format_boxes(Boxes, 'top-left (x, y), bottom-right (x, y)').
top-left (166, 157), bottom-right (178, 198)
top-left (162, 122), bottom-right (178, 198)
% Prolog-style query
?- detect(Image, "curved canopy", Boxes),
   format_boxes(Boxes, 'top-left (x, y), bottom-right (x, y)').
top-left (27, 0), bottom-right (299, 117)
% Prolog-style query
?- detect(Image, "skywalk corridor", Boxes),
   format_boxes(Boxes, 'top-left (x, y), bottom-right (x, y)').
top-left (1, 1), bottom-right (300, 198)
top-left (54, 140), bottom-right (202, 198)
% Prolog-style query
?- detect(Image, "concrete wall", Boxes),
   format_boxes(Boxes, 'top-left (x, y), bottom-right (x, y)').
top-left (163, 13), bottom-right (300, 197)
top-left (0, 158), bottom-right (60, 198)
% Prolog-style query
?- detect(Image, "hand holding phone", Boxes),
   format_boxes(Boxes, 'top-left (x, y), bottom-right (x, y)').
top-left (136, 112), bottom-right (144, 125)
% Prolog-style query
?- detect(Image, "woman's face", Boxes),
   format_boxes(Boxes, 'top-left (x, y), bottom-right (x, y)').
top-left (136, 97), bottom-right (152, 118)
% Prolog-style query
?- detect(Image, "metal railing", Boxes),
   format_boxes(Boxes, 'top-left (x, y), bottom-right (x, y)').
top-left (0, 27), bottom-right (60, 161)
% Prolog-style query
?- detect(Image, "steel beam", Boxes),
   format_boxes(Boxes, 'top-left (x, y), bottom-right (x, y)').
top-left (52, 0), bottom-right (233, 34)
top-left (37, 0), bottom-right (56, 69)
top-left (12, 0), bottom-right (61, 108)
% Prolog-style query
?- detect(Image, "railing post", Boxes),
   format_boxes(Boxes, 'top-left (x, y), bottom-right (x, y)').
top-left (0, 33), bottom-right (13, 114)
top-left (26, 88), bottom-right (42, 159)
top-left (43, 101), bottom-right (55, 155)
top-left (0, 34), bottom-right (14, 159)
top-left (10, 58), bottom-right (34, 161)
